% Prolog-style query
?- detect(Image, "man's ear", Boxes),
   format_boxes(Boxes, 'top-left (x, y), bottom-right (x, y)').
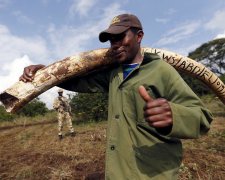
top-left (137, 30), bottom-right (144, 43)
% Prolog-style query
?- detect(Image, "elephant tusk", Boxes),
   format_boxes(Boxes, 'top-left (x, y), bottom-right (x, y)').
top-left (0, 47), bottom-right (224, 113)
top-left (143, 47), bottom-right (225, 105)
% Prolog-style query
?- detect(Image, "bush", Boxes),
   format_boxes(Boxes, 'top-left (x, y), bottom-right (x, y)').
top-left (0, 105), bottom-right (16, 121)
top-left (17, 98), bottom-right (48, 117)
top-left (70, 92), bottom-right (108, 122)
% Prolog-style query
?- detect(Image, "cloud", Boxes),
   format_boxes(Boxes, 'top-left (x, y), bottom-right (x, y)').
top-left (205, 10), bottom-right (225, 40)
top-left (155, 8), bottom-right (177, 24)
top-left (155, 18), bottom-right (169, 24)
top-left (0, 24), bottom-right (51, 108)
top-left (69, 0), bottom-right (98, 17)
top-left (39, 87), bottom-right (76, 109)
top-left (12, 11), bottom-right (34, 24)
top-left (0, 55), bottom-right (58, 109)
top-left (155, 21), bottom-right (201, 46)
top-left (214, 32), bottom-right (225, 39)
top-left (0, 55), bottom-right (33, 91)
top-left (174, 43), bottom-right (202, 56)
top-left (0, 24), bottom-right (49, 67)
top-left (47, 2), bottom-right (125, 58)
top-left (205, 10), bottom-right (225, 31)
top-left (155, 8), bottom-right (176, 24)
top-left (166, 8), bottom-right (176, 15)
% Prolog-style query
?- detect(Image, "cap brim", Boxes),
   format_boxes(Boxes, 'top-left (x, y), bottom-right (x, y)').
top-left (99, 26), bottom-right (129, 42)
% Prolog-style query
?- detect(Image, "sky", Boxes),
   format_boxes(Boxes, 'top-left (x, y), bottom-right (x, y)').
top-left (0, 0), bottom-right (225, 109)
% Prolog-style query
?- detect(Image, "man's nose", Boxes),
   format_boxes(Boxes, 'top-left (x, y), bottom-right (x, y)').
top-left (111, 41), bottom-right (121, 50)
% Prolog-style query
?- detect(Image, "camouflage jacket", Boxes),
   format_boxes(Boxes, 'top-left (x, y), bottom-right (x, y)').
top-left (53, 96), bottom-right (71, 113)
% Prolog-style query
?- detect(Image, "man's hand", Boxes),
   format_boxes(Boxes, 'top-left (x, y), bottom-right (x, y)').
top-left (138, 85), bottom-right (173, 128)
top-left (19, 64), bottom-right (45, 82)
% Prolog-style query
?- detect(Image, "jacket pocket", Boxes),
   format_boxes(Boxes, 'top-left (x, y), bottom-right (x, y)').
top-left (133, 143), bottom-right (182, 178)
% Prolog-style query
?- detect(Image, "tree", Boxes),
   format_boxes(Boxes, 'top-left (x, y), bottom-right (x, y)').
top-left (179, 38), bottom-right (225, 96)
top-left (17, 98), bottom-right (48, 117)
top-left (70, 92), bottom-right (108, 122)
top-left (188, 38), bottom-right (225, 75)
top-left (219, 73), bottom-right (225, 83)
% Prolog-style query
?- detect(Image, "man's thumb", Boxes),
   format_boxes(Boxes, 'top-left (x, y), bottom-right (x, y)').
top-left (138, 85), bottom-right (153, 102)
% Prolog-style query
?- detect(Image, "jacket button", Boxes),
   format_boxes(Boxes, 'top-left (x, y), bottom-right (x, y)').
top-left (110, 145), bottom-right (115, 150)
top-left (115, 115), bottom-right (120, 119)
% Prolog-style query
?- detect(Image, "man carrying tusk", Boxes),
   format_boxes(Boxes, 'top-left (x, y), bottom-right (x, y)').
top-left (20, 13), bottom-right (213, 179)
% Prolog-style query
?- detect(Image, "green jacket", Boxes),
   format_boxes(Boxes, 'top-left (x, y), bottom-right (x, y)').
top-left (60, 52), bottom-right (213, 180)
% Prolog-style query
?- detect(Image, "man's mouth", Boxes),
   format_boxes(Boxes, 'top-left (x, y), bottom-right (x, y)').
top-left (113, 50), bottom-right (125, 58)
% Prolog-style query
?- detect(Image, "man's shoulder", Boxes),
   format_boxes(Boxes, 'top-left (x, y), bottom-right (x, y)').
top-left (144, 52), bottom-right (161, 59)
top-left (141, 52), bottom-right (162, 66)
top-left (53, 98), bottom-right (59, 103)
top-left (143, 52), bottom-right (179, 75)
top-left (61, 96), bottom-right (68, 102)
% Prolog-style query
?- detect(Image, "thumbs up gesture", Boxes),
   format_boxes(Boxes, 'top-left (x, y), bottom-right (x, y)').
top-left (138, 85), bottom-right (173, 128)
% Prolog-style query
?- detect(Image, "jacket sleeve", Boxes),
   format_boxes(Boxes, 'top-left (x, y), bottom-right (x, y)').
top-left (160, 64), bottom-right (213, 139)
top-left (53, 99), bottom-right (60, 110)
top-left (58, 68), bottom-right (111, 93)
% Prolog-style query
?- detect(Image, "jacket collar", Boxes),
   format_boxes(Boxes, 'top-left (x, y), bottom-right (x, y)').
top-left (140, 52), bottom-right (160, 66)
top-left (116, 52), bottom-right (160, 84)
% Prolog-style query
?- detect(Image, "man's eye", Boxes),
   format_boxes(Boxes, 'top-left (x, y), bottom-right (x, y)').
top-left (110, 33), bottom-right (125, 42)
top-left (118, 33), bottom-right (126, 39)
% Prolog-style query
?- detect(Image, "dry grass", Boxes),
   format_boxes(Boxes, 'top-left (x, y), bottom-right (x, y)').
top-left (178, 116), bottom-right (225, 180)
top-left (0, 98), bottom-right (224, 179)
top-left (0, 117), bottom-right (106, 180)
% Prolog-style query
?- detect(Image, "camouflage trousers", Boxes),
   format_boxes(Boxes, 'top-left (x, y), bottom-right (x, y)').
top-left (57, 112), bottom-right (74, 136)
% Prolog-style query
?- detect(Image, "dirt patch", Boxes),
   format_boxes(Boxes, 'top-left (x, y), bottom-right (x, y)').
top-left (0, 120), bottom-right (56, 131)
top-left (0, 121), bottom-right (106, 180)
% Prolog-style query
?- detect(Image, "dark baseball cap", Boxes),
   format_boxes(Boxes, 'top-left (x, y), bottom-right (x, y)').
top-left (99, 14), bottom-right (143, 42)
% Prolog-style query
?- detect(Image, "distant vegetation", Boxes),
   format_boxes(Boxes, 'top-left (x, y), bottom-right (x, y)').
top-left (180, 38), bottom-right (225, 96)
top-left (0, 105), bottom-right (16, 121)
top-left (0, 98), bottom-right (48, 121)
top-left (17, 98), bottom-right (49, 117)
top-left (189, 38), bottom-right (225, 76)
top-left (70, 92), bottom-right (108, 122)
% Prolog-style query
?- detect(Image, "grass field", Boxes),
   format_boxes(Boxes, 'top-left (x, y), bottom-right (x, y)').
top-left (0, 97), bottom-right (224, 179)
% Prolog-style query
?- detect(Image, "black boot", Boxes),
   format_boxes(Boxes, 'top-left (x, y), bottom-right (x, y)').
top-left (58, 134), bottom-right (63, 140)
top-left (70, 132), bottom-right (76, 137)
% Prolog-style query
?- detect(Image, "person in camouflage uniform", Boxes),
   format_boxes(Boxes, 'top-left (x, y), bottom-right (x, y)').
top-left (53, 88), bottom-right (75, 140)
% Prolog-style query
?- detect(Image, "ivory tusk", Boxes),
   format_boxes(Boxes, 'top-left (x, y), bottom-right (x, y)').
top-left (143, 48), bottom-right (225, 105)
top-left (0, 47), bottom-right (224, 113)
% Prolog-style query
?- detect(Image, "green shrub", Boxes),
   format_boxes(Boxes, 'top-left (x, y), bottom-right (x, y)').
top-left (0, 105), bottom-right (16, 121)
top-left (70, 92), bottom-right (108, 122)
top-left (17, 98), bottom-right (48, 117)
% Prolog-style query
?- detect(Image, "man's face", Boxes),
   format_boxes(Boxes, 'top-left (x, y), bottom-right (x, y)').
top-left (109, 29), bottom-right (143, 64)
